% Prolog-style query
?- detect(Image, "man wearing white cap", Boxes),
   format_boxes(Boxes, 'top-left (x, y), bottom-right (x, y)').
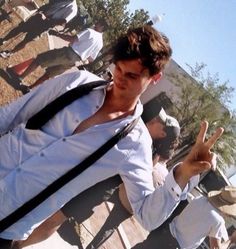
top-left (134, 186), bottom-right (236, 249)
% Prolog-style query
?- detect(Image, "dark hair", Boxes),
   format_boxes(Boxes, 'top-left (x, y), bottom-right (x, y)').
top-left (152, 122), bottom-right (180, 160)
top-left (96, 18), bottom-right (109, 31)
top-left (141, 97), bottom-right (162, 123)
top-left (113, 25), bottom-right (172, 76)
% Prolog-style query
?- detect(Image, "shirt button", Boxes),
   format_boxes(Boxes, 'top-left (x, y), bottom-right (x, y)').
top-left (171, 187), bottom-right (175, 192)
top-left (96, 105), bottom-right (99, 109)
top-left (75, 119), bottom-right (79, 123)
top-left (62, 138), bottom-right (66, 142)
top-left (40, 152), bottom-right (44, 157)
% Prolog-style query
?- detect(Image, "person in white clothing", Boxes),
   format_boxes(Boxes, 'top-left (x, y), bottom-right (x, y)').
top-left (0, 0), bottom-right (78, 57)
top-left (3, 19), bottom-right (106, 90)
top-left (0, 25), bottom-right (223, 249)
top-left (133, 186), bottom-right (236, 249)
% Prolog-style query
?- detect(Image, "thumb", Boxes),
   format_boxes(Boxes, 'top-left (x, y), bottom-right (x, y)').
top-left (192, 161), bottom-right (212, 175)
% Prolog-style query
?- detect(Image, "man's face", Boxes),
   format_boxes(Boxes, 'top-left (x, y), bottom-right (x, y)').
top-left (146, 117), bottom-right (166, 139)
top-left (112, 59), bottom-right (154, 99)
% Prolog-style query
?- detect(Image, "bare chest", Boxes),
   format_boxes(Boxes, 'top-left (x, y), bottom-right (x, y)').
top-left (73, 108), bottom-right (127, 134)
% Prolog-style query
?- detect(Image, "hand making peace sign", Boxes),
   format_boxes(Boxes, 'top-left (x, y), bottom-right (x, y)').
top-left (175, 121), bottom-right (224, 190)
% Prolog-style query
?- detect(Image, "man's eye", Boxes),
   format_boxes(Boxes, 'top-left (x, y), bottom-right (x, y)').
top-left (128, 74), bottom-right (137, 79)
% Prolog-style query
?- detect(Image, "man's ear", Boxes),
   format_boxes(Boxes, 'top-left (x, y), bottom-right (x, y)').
top-left (151, 72), bottom-right (162, 85)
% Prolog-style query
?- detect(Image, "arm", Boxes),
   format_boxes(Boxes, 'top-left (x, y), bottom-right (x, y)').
top-left (48, 29), bottom-right (76, 43)
top-left (14, 211), bottom-right (67, 249)
top-left (209, 230), bottom-right (236, 249)
top-left (120, 121), bottom-right (223, 231)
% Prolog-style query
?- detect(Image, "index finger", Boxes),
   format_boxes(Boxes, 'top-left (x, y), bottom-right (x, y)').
top-left (206, 127), bottom-right (224, 149)
top-left (196, 121), bottom-right (209, 144)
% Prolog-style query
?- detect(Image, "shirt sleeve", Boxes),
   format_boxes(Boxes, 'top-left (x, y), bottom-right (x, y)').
top-left (76, 29), bottom-right (90, 41)
top-left (0, 71), bottom-right (89, 135)
top-left (209, 216), bottom-right (229, 242)
top-left (118, 134), bottom-right (200, 231)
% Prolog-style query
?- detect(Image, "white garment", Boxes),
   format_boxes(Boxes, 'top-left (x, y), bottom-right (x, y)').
top-left (0, 70), bottom-right (198, 240)
top-left (152, 162), bottom-right (168, 187)
top-left (43, 0), bottom-right (77, 22)
top-left (71, 28), bottom-right (103, 61)
top-left (169, 196), bottom-right (228, 249)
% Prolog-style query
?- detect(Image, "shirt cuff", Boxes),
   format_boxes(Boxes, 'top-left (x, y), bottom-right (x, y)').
top-left (165, 164), bottom-right (200, 201)
top-left (165, 165), bottom-right (182, 201)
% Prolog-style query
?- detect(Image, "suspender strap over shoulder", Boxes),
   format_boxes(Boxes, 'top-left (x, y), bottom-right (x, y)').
top-left (26, 80), bottom-right (109, 130)
top-left (0, 118), bottom-right (139, 233)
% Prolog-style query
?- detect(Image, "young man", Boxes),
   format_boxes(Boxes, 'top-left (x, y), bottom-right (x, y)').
top-left (133, 186), bottom-right (236, 249)
top-left (13, 106), bottom-right (180, 249)
top-left (4, 19), bottom-right (106, 89)
top-left (0, 25), bottom-right (223, 248)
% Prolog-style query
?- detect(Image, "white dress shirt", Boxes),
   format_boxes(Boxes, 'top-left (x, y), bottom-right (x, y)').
top-left (152, 162), bottom-right (169, 187)
top-left (0, 70), bottom-right (198, 240)
top-left (169, 196), bottom-right (228, 249)
top-left (71, 28), bottom-right (103, 61)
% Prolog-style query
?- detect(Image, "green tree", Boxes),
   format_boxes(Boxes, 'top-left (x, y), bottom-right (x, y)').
top-left (168, 63), bottom-right (236, 171)
top-left (76, 0), bottom-right (149, 73)
top-left (77, 0), bottom-right (149, 44)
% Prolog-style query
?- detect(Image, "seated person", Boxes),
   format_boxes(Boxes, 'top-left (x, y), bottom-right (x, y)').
top-left (133, 186), bottom-right (236, 249)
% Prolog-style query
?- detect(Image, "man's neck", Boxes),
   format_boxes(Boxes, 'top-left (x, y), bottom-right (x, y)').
top-left (73, 87), bottom-right (139, 134)
top-left (104, 86), bottom-right (139, 115)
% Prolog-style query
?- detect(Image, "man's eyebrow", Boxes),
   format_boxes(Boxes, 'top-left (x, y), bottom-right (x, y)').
top-left (126, 72), bottom-right (140, 77)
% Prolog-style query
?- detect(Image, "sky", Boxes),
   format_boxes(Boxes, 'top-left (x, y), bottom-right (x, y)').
top-left (128, 0), bottom-right (236, 110)
top-left (230, 174), bottom-right (236, 185)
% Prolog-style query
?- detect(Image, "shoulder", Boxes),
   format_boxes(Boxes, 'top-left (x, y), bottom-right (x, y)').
top-left (65, 70), bottom-right (103, 90)
top-left (89, 29), bottom-right (103, 38)
top-left (195, 199), bottom-right (225, 225)
top-left (32, 71), bottom-right (103, 98)
top-left (77, 29), bottom-right (90, 38)
top-left (209, 207), bottom-right (225, 224)
top-left (123, 118), bottom-right (152, 161)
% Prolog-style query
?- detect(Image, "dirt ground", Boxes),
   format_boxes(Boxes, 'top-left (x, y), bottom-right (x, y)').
top-left (0, 11), bottom-right (49, 106)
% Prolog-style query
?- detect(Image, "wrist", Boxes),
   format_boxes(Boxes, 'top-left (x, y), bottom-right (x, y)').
top-left (174, 163), bottom-right (192, 190)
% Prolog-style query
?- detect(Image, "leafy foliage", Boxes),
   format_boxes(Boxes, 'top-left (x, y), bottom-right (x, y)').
top-left (77, 0), bottom-right (149, 45)
top-left (76, 0), bottom-right (149, 73)
top-left (168, 63), bottom-right (236, 171)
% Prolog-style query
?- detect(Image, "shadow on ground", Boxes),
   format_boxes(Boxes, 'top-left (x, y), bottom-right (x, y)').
top-left (58, 220), bottom-right (83, 249)
top-left (0, 68), bottom-right (29, 94)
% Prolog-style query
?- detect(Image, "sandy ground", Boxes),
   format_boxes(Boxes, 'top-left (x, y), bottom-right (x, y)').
top-left (23, 233), bottom-right (77, 249)
top-left (0, 13), bottom-right (50, 106)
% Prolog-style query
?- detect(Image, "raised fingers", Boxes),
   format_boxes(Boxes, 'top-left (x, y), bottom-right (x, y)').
top-left (206, 127), bottom-right (224, 149)
top-left (196, 121), bottom-right (209, 144)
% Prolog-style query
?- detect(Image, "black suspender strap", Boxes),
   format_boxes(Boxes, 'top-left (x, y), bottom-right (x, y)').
top-left (26, 80), bottom-right (109, 130)
top-left (0, 116), bottom-right (139, 232)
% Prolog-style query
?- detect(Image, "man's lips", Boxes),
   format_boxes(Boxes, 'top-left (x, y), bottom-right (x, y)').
top-left (114, 80), bottom-right (126, 90)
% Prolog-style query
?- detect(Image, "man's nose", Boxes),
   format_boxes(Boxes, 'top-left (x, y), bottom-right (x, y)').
top-left (116, 72), bottom-right (126, 84)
